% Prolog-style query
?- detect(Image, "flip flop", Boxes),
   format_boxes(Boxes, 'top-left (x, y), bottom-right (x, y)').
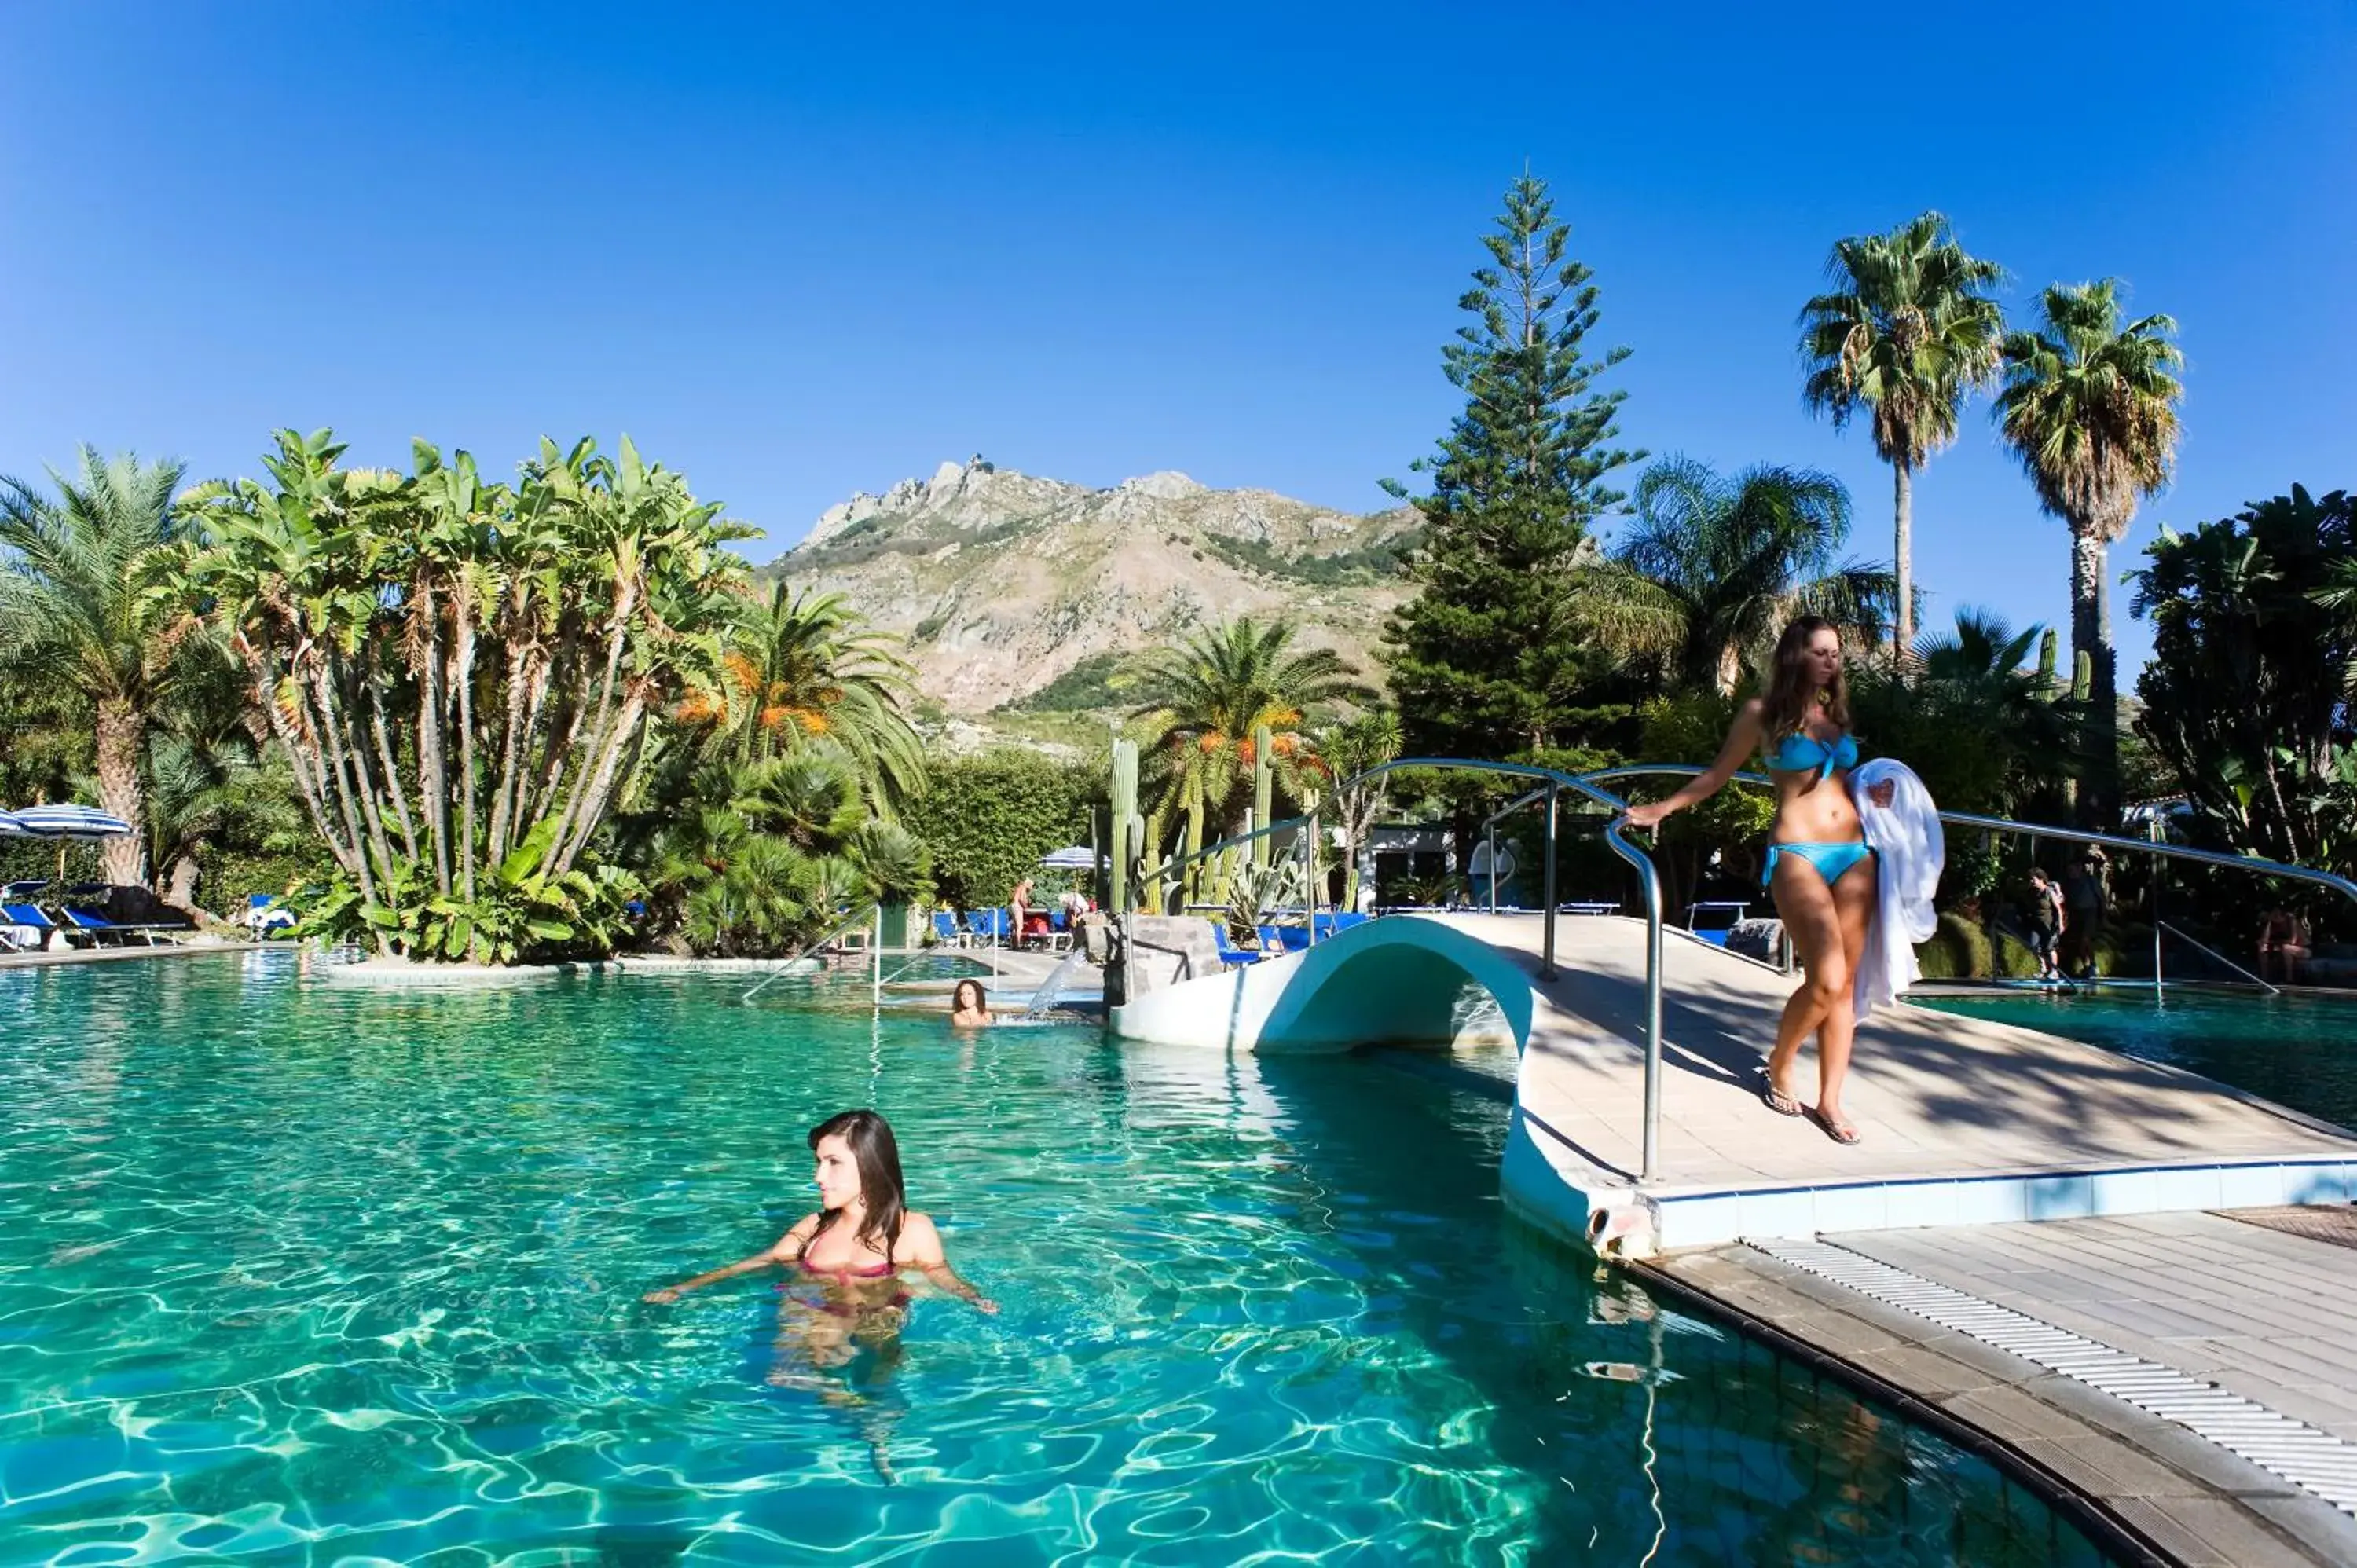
top-left (1809, 1108), bottom-right (1863, 1145)
top-left (1757, 1070), bottom-right (1804, 1118)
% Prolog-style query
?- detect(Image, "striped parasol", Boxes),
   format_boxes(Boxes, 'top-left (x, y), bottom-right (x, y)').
top-left (6, 803), bottom-right (135, 881)
top-left (9, 804), bottom-right (134, 838)
top-left (0, 810), bottom-right (31, 837)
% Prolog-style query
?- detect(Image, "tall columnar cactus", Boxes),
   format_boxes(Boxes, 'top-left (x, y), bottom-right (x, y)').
top-left (2072, 650), bottom-right (2092, 705)
top-left (1250, 725), bottom-right (1274, 869)
top-left (2036, 628), bottom-right (2058, 696)
top-left (1109, 739), bottom-right (1138, 916)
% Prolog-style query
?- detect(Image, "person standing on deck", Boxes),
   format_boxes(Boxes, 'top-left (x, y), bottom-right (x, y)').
top-left (2060, 849), bottom-right (2110, 980)
top-left (1623, 617), bottom-right (1892, 1146)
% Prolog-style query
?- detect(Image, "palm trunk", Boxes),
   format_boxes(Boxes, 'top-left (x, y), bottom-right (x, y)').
top-left (369, 687), bottom-right (420, 864)
top-left (554, 691), bottom-right (647, 874)
top-left (93, 696), bottom-right (145, 886)
top-left (453, 610), bottom-right (480, 900)
top-left (487, 639), bottom-right (535, 863)
top-left (2069, 524), bottom-right (2118, 824)
top-left (317, 666), bottom-right (396, 888)
top-left (414, 588), bottom-right (453, 896)
top-left (1893, 460), bottom-right (1915, 658)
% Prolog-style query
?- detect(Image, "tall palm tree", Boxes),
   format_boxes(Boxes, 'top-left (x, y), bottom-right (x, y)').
top-left (1133, 617), bottom-right (1376, 886)
top-left (1568, 456), bottom-right (1887, 693)
top-left (0, 449), bottom-right (199, 884)
top-left (1996, 279), bottom-right (2183, 819)
top-left (1800, 211), bottom-right (2006, 652)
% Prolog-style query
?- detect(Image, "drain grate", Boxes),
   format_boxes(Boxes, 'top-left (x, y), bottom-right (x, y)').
top-left (1752, 1237), bottom-right (2357, 1517)
top-left (2218, 1203), bottom-right (2357, 1251)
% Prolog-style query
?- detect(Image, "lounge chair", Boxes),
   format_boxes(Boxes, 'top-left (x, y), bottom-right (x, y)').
top-left (931, 910), bottom-right (970, 949)
top-left (1263, 923), bottom-right (1311, 954)
top-left (61, 907), bottom-right (167, 947)
top-left (2, 903), bottom-right (63, 952)
top-left (247, 893), bottom-right (297, 936)
top-left (1204, 918), bottom-right (1262, 969)
top-left (970, 908), bottom-right (1009, 947)
top-left (1310, 911), bottom-right (1371, 941)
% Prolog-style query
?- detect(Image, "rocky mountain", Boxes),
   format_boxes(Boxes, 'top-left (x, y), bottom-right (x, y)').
top-left (758, 456), bottom-right (1420, 716)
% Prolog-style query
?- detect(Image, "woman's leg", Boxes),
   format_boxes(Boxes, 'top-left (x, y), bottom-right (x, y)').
top-left (1814, 862), bottom-right (1879, 1134)
top-left (1766, 855), bottom-right (1847, 1104)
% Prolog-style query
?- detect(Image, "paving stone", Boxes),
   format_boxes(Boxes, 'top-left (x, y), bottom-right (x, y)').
top-left (1847, 1343), bottom-right (2013, 1399)
top-left (2246, 1493), bottom-right (2357, 1566)
top-left (2106, 1497), bottom-right (2315, 1568)
top-left (1939, 1383), bottom-right (2101, 1445)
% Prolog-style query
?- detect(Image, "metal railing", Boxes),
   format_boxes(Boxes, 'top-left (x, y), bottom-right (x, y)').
top-left (1128, 757), bottom-right (2357, 1185)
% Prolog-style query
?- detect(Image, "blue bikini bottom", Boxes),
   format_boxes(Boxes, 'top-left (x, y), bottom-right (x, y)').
top-left (1763, 840), bottom-right (1877, 888)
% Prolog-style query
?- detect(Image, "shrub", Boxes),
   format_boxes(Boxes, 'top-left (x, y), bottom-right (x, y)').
top-left (906, 749), bottom-right (1102, 910)
top-left (1914, 912), bottom-right (1992, 980)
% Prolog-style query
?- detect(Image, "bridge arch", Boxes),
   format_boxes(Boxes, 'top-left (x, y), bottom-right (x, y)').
top-left (1109, 915), bottom-right (1533, 1054)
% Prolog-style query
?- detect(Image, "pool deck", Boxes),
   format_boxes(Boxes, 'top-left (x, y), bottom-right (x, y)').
top-left (1438, 913), bottom-right (2357, 1252)
top-left (1432, 912), bottom-right (2357, 1566)
top-left (0, 937), bottom-right (262, 968)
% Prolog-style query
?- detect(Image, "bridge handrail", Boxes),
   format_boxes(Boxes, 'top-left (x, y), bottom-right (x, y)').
top-left (1126, 755), bottom-right (2355, 1189)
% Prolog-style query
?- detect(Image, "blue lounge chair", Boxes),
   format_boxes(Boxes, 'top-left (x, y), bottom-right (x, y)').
top-left (1310, 911), bottom-right (1371, 941)
top-left (971, 908), bottom-right (1010, 945)
top-left (3, 903), bottom-right (61, 952)
top-left (62, 907), bottom-right (163, 947)
top-left (1263, 923), bottom-right (1310, 954)
top-left (1684, 900), bottom-right (1750, 947)
top-left (1204, 919), bottom-right (1261, 969)
top-left (247, 893), bottom-right (297, 936)
top-left (932, 910), bottom-right (970, 948)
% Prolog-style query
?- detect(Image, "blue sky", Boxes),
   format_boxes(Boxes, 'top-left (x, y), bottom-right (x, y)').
top-left (4, 2), bottom-right (2352, 672)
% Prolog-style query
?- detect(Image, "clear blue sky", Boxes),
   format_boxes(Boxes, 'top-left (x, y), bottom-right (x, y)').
top-left (5, 1), bottom-right (2352, 672)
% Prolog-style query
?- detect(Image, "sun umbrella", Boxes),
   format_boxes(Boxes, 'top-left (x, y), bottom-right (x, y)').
top-left (8, 804), bottom-right (134, 881)
top-left (0, 810), bottom-right (31, 837)
top-left (1037, 845), bottom-right (1098, 870)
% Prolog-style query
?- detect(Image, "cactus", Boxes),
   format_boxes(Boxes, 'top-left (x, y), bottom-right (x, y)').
top-left (1109, 740), bottom-right (1138, 915)
top-left (2036, 628), bottom-right (2058, 696)
top-left (2072, 649), bottom-right (2092, 704)
top-left (1250, 725), bottom-right (1274, 869)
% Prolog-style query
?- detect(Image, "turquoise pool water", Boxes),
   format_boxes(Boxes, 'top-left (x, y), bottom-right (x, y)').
top-left (0, 954), bottom-right (2113, 1564)
top-left (1919, 986), bottom-right (2357, 1130)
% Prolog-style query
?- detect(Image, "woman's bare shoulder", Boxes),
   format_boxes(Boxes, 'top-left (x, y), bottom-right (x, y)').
top-left (901, 1211), bottom-right (941, 1240)
top-left (774, 1212), bottom-right (822, 1253)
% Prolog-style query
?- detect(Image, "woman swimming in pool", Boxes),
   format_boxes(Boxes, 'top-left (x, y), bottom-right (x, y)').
top-left (644, 1108), bottom-right (997, 1313)
top-left (1622, 617), bottom-right (1888, 1146)
top-left (948, 978), bottom-right (994, 1027)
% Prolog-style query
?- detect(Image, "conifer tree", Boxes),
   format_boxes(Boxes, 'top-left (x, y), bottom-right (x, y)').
top-left (1383, 173), bottom-right (1640, 763)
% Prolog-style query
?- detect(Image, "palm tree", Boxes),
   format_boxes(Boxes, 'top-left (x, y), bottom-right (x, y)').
top-left (703, 583), bottom-right (924, 810)
top-left (1800, 211), bottom-right (2006, 652)
top-left (1996, 279), bottom-right (2183, 818)
top-left (0, 449), bottom-right (200, 885)
top-left (1568, 456), bottom-right (1887, 693)
top-left (1133, 617), bottom-right (1376, 896)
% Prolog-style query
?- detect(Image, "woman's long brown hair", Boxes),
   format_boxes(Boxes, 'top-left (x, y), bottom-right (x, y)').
top-left (1761, 616), bottom-right (1851, 742)
top-left (808, 1108), bottom-right (907, 1257)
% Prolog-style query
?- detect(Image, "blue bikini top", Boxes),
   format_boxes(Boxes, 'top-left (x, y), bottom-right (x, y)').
top-left (1765, 728), bottom-right (1858, 779)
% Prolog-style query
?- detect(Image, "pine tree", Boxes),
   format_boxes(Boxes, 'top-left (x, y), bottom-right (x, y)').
top-left (1383, 173), bottom-right (1640, 763)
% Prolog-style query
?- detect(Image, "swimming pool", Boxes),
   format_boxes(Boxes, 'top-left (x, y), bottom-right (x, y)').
top-left (0, 954), bottom-right (2113, 1563)
top-left (1919, 985), bottom-right (2357, 1130)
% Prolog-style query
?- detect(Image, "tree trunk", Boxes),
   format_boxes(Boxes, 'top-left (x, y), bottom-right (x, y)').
top-left (415, 589), bottom-right (453, 896)
top-left (93, 696), bottom-right (145, 886)
top-left (1893, 460), bottom-right (1915, 658)
top-left (2069, 524), bottom-right (2119, 824)
top-left (453, 611), bottom-right (480, 900)
top-left (165, 852), bottom-right (202, 914)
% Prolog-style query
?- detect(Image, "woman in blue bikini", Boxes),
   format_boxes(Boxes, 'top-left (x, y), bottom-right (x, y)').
top-left (1623, 617), bottom-right (1884, 1145)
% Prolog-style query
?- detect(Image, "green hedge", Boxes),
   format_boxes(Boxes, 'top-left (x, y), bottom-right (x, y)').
top-left (904, 749), bottom-right (1102, 911)
top-left (1914, 912), bottom-right (1993, 980)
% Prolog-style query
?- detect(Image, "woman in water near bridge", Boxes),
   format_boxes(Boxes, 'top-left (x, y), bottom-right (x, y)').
top-left (1623, 617), bottom-right (1889, 1145)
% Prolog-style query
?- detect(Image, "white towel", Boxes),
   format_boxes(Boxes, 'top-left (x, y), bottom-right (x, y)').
top-left (1849, 758), bottom-right (1943, 1019)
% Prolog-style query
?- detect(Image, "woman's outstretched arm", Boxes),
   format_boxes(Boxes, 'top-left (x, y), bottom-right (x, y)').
top-left (899, 1213), bottom-right (998, 1313)
top-left (1622, 700), bottom-right (1765, 830)
top-left (645, 1214), bottom-right (817, 1304)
